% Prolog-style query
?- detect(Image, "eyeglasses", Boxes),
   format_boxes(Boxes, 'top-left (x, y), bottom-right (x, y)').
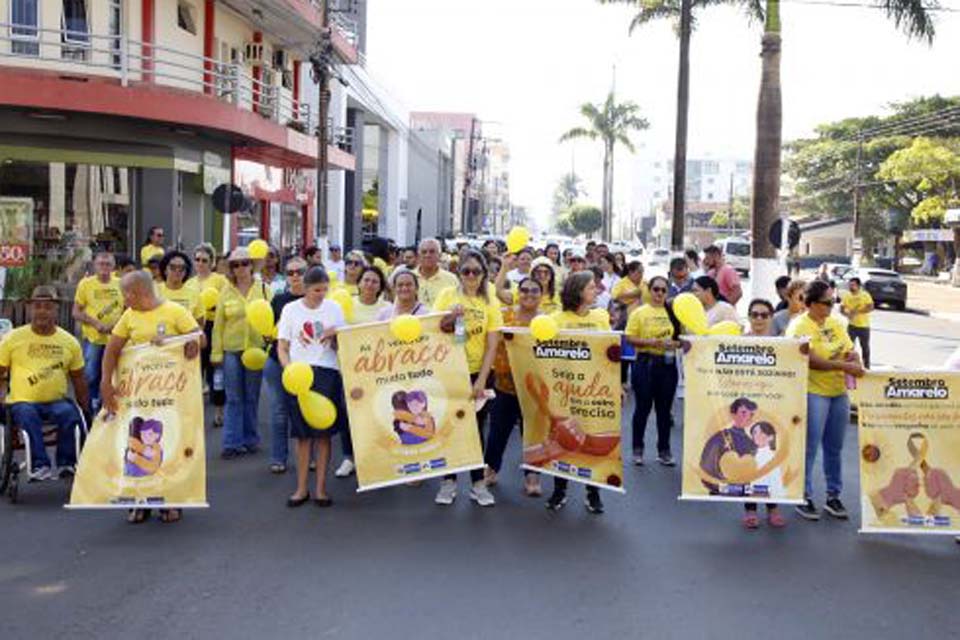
top-left (168, 263), bottom-right (187, 272)
top-left (749, 311), bottom-right (771, 319)
top-left (651, 287), bottom-right (668, 294)
top-left (518, 286), bottom-right (541, 295)
top-left (195, 256), bottom-right (210, 263)
top-left (346, 260), bottom-right (363, 267)
top-left (460, 267), bottom-right (482, 277)
top-left (230, 260), bottom-right (252, 268)
top-left (286, 269), bottom-right (305, 277)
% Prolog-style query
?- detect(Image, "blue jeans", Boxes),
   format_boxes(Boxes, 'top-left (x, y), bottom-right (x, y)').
top-left (83, 341), bottom-right (105, 412)
top-left (221, 351), bottom-right (263, 453)
top-left (9, 400), bottom-right (82, 471)
top-left (805, 392), bottom-right (850, 499)
top-left (263, 356), bottom-right (291, 465)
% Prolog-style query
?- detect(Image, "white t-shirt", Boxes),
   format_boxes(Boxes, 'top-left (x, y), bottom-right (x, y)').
top-left (327, 259), bottom-right (345, 282)
top-left (601, 272), bottom-right (620, 293)
top-left (277, 298), bottom-right (345, 370)
top-left (707, 301), bottom-right (741, 327)
top-left (506, 268), bottom-right (530, 285)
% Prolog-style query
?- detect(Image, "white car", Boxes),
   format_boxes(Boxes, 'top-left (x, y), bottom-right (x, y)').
top-left (716, 237), bottom-right (751, 275)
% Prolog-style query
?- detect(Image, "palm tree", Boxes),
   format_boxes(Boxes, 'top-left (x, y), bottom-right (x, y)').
top-left (600, 0), bottom-right (763, 249)
top-left (560, 93), bottom-right (649, 241)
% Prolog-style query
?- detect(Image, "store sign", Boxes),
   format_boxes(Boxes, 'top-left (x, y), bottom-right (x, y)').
top-left (903, 229), bottom-right (954, 243)
top-left (0, 197), bottom-right (34, 267)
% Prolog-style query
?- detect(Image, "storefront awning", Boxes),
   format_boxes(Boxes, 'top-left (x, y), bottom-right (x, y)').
top-left (0, 144), bottom-right (200, 172)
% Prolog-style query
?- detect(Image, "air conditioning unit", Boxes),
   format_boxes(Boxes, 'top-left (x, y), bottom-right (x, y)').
top-left (244, 41), bottom-right (264, 65)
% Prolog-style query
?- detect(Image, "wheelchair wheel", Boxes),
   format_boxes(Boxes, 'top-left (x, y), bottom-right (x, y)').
top-left (0, 425), bottom-right (13, 495)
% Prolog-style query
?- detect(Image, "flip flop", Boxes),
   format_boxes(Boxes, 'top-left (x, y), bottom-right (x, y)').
top-left (159, 509), bottom-right (182, 524)
top-left (127, 508), bottom-right (151, 524)
top-left (742, 513), bottom-right (760, 529)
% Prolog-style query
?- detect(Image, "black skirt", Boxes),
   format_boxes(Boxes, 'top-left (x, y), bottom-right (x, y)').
top-left (286, 366), bottom-right (347, 439)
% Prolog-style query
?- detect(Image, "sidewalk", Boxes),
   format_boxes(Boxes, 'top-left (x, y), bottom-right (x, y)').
top-left (904, 278), bottom-right (960, 322)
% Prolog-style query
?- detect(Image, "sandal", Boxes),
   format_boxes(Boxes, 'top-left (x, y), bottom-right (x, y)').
top-left (287, 492), bottom-right (310, 508)
top-left (269, 463), bottom-right (287, 474)
top-left (768, 510), bottom-right (787, 528)
top-left (127, 508), bottom-right (151, 524)
top-left (159, 508), bottom-right (182, 524)
top-left (314, 496), bottom-right (333, 508)
top-left (742, 512), bottom-right (760, 529)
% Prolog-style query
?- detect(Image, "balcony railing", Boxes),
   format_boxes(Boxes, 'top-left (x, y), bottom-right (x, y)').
top-left (0, 23), bottom-right (313, 133)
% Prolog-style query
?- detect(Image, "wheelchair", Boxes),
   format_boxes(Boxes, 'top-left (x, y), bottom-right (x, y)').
top-left (0, 400), bottom-right (89, 504)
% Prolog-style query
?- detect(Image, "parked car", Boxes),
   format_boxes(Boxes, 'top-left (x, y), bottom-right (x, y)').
top-left (716, 237), bottom-right (751, 275)
top-left (841, 268), bottom-right (908, 311)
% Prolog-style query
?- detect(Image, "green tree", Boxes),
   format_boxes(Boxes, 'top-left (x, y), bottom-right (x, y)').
top-left (566, 204), bottom-right (604, 237)
top-left (709, 196), bottom-right (750, 229)
top-left (877, 137), bottom-right (960, 224)
top-left (552, 172), bottom-right (586, 216)
top-left (559, 93), bottom-right (649, 242)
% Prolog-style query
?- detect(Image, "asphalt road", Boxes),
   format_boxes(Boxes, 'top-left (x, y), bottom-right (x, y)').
top-left (2, 309), bottom-right (958, 640)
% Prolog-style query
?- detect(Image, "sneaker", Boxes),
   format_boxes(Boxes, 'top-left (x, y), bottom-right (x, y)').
top-left (524, 474), bottom-right (543, 497)
top-left (58, 465), bottom-right (76, 479)
top-left (335, 458), bottom-right (355, 478)
top-left (824, 496), bottom-right (849, 520)
top-left (585, 491), bottom-right (604, 514)
top-left (469, 481), bottom-right (496, 507)
top-left (633, 454), bottom-right (644, 466)
top-left (435, 479), bottom-right (457, 505)
top-left (795, 498), bottom-right (821, 521)
top-left (28, 466), bottom-right (52, 482)
top-left (545, 490), bottom-right (568, 511)
top-left (657, 452), bottom-right (676, 467)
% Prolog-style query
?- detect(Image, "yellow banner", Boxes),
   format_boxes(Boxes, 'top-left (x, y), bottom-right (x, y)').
top-left (68, 335), bottom-right (207, 508)
top-left (681, 336), bottom-right (808, 504)
top-left (336, 314), bottom-right (484, 491)
top-left (855, 371), bottom-right (960, 535)
top-left (505, 330), bottom-right (624, 492)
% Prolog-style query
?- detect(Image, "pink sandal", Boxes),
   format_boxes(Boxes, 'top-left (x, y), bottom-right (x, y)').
top-left (742, 512), bottom-right (760, 529)
top-left (768, 510), bottom-right (787, 528)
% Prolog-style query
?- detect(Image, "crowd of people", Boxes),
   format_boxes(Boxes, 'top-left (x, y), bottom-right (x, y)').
top-left (0, 232), bottom-right (881, 529)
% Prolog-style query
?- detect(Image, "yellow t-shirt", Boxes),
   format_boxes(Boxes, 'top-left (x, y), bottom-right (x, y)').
top-left (113, 300), bottom-right (199, 346)
top-left (611, 277), bottom-right (651, 312)
top-left (433, 287), bottom-right (504, 374)
top-left (140, 244), bottom-right (165, 265)
top-left (188, 272), bottom-right (228, 322)
top-left (841, 290), bottom-right (874, 329)
top-left (416, 268), bottom-right (459, 308)
top-left (0, 326), bottom-right (84, 404)
top-left (74, 274), bottom-right (124, 345)
top-left (550, 308), bottom-right (610, 331)
top-left (335, 282), bottom-right (360, 297)
top-left (211, 281), bottom-right (273, 362)
top-left (625, 304), bottom-right (674, 355)
top-left (157, 282), bottom-right (204, 321)
top-left (786, 312), bottom-right (854, 397)
top-left (351, 298), bottom-right (389, 325)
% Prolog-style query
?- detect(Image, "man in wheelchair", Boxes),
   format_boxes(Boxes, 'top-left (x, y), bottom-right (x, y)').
top-left (0, 286), bottom-right (90, 481)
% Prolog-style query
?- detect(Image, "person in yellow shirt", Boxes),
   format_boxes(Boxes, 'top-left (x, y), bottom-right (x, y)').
top-left (545, 271), bottom-right (610, 515)
top-left (140, 226), bottom-right (166, 266)
top-left (189, 243), bottom-right (228, 427)
top-left (786, 280), bottom-right (864, 522)
top-left (211, 247), bottom-right (273, 459)
top-left (612, 261), bottom-right (651, 313)
top-left (625, 276), bottom-right (680, 468)
top-left (0, 286), bottom-right (89, 481)
top-left (840, 277), bottom-right (874, 368)
top-left (337, 250), bottom-right (367, 297)
top-left (73, 252), bottom-right (123, 412)
top-left (157, 251), bottom-right (204, 322)
top-left (351, 266), bottom-right (389, 324)
top-left (432, 249), bottom-right (503, 508)
top-left (415, 238), bottom-right (458, 308)
top-left (101, 270), bottom-right (201, 524)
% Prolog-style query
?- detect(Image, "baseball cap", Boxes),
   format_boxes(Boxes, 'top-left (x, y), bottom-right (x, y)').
top-left (29, 285), bottom-right (60, 302)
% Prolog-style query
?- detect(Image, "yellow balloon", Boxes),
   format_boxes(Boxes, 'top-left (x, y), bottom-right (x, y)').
top-left (298, 391), bottom-right (337, 430)
top-left (241, 347), bottom-right (268, 371)
top-left (200, 287), bottom-right (219, 310)
top-left (248, 239), bottom-right (269, 260)
top-left (390, 314), bottom-right (423, 342)
top-left (673, 292), bottom-right (708, 336)
top-left (707, 320), bottom-right (742, 336)
top-left (330, 289), bottom-right (354, 322)
top-left (246, 299), bottom-right (274, 336)
top-left (282, 362), bottom-right (314, 396)
top-left (505, 226), bottom-right (531, 254)
top-left (530, 315), bottom-right (559, 342)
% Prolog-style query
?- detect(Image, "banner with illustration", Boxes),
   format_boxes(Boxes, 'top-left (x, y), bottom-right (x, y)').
top-left (505, 330), bottom-right (624, 492)
top-left (337, 314), bottom-right (484, 491)
top-left (855, 371), bottom-right (960, 535)
top-left (681, 336), bottom-right (808, 504)
top-left (69, 335), bottom-right (207, 508)
top-left (0, 197), bottom-right (33, 267)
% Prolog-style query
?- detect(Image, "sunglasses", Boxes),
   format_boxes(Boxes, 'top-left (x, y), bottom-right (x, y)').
top-left (518, 286), bottom-right (541, 295)
top-left (195, 256), bottom-right (210, 263)
top-left (231, 260), bottom-right (252, 268)
top-left (460, 267), bottom-right (482, 277)
top-left (651, 286), bottom-right (668, 294)
top-left (346, 260), bottom-right (363, 267)
top-left (286, 269), bottom-right (305, 276)
top-left (814, 298), bottom-right (834, 307)
top-left (750, 311), bottom-right (771, 319)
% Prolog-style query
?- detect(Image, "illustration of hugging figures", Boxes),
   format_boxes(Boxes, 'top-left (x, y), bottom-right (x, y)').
top-left (391, 390), bottom-right (436, 446)
top-left (521, 373), bottom-right (620, 466)
top-left (124, 417), bottom-right (164, 478)
top-left (867, 433), bottom-right (960, 521)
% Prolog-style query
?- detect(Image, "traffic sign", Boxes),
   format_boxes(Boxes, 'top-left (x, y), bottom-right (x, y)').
top-left (769, 219), bottom-right (800, 250)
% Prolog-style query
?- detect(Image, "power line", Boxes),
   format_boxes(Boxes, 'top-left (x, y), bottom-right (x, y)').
top-left (780, 0), bottom-right (959, 11)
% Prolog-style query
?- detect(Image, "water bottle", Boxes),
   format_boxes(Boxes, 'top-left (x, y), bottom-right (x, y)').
top-left (454, 315), bottom-right (466, 344)
top-left (664, 346), bottom-right (676, 366)
top-left (213, 367), bottom-right (224, 392)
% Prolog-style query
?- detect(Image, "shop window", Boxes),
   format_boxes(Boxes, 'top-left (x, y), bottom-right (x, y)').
top-left (109, 0), bottom-right (122, 68)
top-left (177, 1), bottom-right (198, 35)
top-left (61, 0), bottom-right (90, 61)
top-left (10, 0), bottom-right (40, 56)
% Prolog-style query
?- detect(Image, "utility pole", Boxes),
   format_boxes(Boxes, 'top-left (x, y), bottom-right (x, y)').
top-left (728, 172), bottom-right (735, 235)
top-left (852, 131), bottom-right (864, 266)
top-left (311, 0), bottom-right (334, 246)
top-left (670, 0), bottom-right (692, 251)
top-left (461, 118), bottom-right (478, 234)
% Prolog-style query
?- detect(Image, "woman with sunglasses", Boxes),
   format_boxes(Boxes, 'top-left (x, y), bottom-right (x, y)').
top-left (625, 276), bottom-right (681, 467)
top-left (378, 270), bottom-right (427, 320)
top-left (340, 250), bottom-right (368, 296)
top-left (211, 247), bottom-right (273, 459)
top-left (189, 244), bottom-right (228, 428)
top-left (546, 271), bottom-right (609, 514)
top-left (484, 276), bottom-right (544, 498)
top-left (742, 298), bottom-right (787, 528)
top-left (140, 225), bottom-right (166, 266)
top-left (433, 249), bottom-right (503, 507)
top-left (772, 279), bottom-right (807, 336)
top-left (264, 257), bottom-right (307, 473)
top-left (495, 254), bottom-right (559, 313)
top-left (786, 280), bottom-right (864, 521)
top-left (353, 266), bottom-right (389, 324)
top-left (157, 251), bottom-right (203, 322)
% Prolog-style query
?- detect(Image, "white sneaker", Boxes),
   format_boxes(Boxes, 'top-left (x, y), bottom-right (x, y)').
top-left (29, 466), bottom-right (52, 482)
top-left (435, 479), bottom-right (457, 505)
top-left (334, 458), bottom-right (355, 478)
top-left (470, 481), bottom-right (496, 507)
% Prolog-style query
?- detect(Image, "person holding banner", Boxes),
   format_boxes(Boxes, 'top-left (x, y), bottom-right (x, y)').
top-left (625, 276), bottom-right (681, 467)
top-left (433, 249), bottom-right (502, 507)
top-left (157, 251), bottom-right (204, 322)
top-left (189, 244), bottom-right (227, 428)
top-left (485, 276), bottom-right (544, 497)
top-left (101, 271), bottom-right (201, 524)
top-left (352, 266), bottom-right (389, 324)
top-left (611, 261), bottom-right (649, 314)
top-left (212, 247), bottom-right (273, 460)
top-left (786, 280), bottom-right (864, 521)
top-left (378, 270), bottom-right (428, 320)
top-left (546, 271), bottom-right (609, 514)
top-left (277, 267), bottom-right (347, 508)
